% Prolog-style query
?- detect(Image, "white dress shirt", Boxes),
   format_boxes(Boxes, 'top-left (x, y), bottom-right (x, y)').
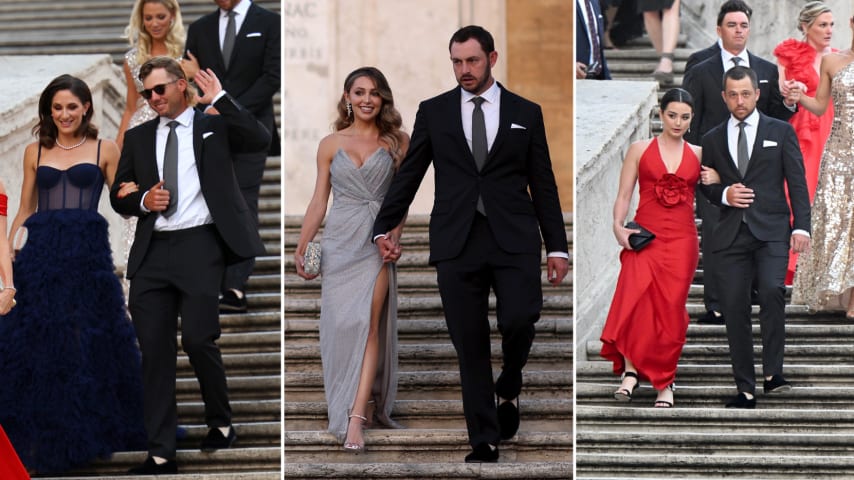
top-left (460, 80), bottom-right (500, 153)
top-left (219, 0), bottom-right (251, 49)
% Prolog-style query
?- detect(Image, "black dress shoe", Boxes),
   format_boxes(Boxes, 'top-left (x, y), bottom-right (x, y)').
top-left (725, 392), bottom-right (756, 409)
top-left (128, 456), bottom-right (178, 475)
top-left (697, 310), bottom-right (725, 325)
top-left (764, 374), bottom-right (792, 394)
top-left (200, 426), bottom-right (237, 452)
top-left (464, 443), bottom-right (499, 463)
top-left (219, 290), bottom-right (247, 313)
top-left (497, 396), bottom-right (520, 440)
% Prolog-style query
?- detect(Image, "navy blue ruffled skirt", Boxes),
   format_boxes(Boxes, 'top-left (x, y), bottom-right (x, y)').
top-left (0, 209), bottom-right (145, 473)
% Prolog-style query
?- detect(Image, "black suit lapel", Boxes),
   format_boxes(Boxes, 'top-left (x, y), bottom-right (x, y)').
top-left (193, 111), bottom-right (207, 176)
top-left (717, 123), bottom-right (740, 178)
top-left (488, 85), bottom-right (513, 163)
top-left (446, 89), bottom-right (476, 169)
top-left (140, 120), bottom-right (161, 183)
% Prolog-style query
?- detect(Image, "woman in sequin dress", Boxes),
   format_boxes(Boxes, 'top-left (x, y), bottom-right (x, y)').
top-left (116, 0), bottom-right (186, 287)
top-left (773, 1), bottom-right (836, 285)
top-left (294, 67), bottom-right (408, 452)
top-left (790, 17), bottom-right (854, 319)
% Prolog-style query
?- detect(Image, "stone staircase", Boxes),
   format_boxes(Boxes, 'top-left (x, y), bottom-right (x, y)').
top-left (0, 2), bottom-right (282, 478)
top-left (576, 38), bottom-right (854, 479)
top-left (283, 214), bottom-right (573, 479)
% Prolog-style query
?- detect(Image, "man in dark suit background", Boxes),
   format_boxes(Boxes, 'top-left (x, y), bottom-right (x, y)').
top-left (184, 0), bottom-right (280, 313)
top-left (372, 25), bottom-right (569, 463)
top-left (111, 57), bottom-right (269, 474)
top-left (699, 66), bottom-right (810, 409)
top-left (682, 0), bottom-right (798, 325)
top-left (576, 0), bottom-right (611, 80)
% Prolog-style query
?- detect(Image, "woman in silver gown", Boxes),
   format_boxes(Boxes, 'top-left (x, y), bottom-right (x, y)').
top-left (294, 67), bottom-right (409, 452)
top-left (790, 17), bottom-right (854, 319)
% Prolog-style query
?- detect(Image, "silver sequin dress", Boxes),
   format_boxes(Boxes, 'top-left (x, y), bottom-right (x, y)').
top-left (319, 148), bottom-right (401, 440)
top-left (792, 60), bottom-right (854, 311)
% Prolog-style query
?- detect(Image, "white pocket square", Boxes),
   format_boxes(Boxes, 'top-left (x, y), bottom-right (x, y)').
top-left (762, 140), bottom-right (777, 147)
top-left (759, 79), bottom-right (769, 84)
top-left (246, 32), bottom-right (262, 38)
top-left (203, 132), bottom-right (214, 139)
top-left (510, 123), bottom-right (526, 130)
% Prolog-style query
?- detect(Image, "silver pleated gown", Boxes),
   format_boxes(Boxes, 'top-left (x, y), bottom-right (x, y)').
top-left (320, 148), bottom-right (400, 440)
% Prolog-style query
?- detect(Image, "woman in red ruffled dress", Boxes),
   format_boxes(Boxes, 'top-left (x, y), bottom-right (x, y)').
top-left (773, 1), bottom-right (835, 285)
top-left (600, 88), bottom-right (719, 408)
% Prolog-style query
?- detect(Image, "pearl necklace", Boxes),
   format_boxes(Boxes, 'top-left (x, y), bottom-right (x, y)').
top-left (55, 136), bottom-right (87, 150)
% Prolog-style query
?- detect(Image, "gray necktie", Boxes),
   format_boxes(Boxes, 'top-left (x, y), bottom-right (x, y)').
top-left (471, 97), bottom-right (487, 215)
top-left (222, 10), bottom-right (236, 69)
top-left (162, 120), bottom-right (179, 218)
top-left (731, 56), bottom-right (742, 67)
top-left (737, 121), bottom-right (749, 176)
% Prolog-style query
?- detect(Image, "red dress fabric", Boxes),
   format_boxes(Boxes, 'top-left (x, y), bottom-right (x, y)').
top-left (0, 425), bottom-right (29, 479)
top-left (774, 39), bottom-right (835, 284)
top-left (600, 139), bottom-right (700, 390)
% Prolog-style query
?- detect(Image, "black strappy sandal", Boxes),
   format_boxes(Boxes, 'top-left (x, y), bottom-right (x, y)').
top-left (614, 371), bottom-right (639, 402)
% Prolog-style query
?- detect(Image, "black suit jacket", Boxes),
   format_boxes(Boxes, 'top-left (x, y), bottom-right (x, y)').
top-left (185, 2), bottom-right (280, 128)
top-left (575, 0), bottom-right (611, 80)
top-left (373, 84), bottom-right (568, 264)
top-left (684, 42), bottom-right (720, 73)
top-left (110, 94), bottom-right (269, 277)
top-left (682, 52), bottom-right (794, 145)
top-left (699, 112), bottom-right (810, 251)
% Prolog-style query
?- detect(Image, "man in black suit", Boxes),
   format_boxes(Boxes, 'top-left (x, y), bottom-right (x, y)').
top-left (184, 0), bottom-right (280, 313)
top-left (682, 0), bottom-right (797, 325)
top-left (699, 66), bottom-right (810, 409)
top-left (372, 26), bottom-right (569, 463)
top-left (111, 57), bottom-right (269, 474)
top-left (576, 0), bottom-right (611, 80)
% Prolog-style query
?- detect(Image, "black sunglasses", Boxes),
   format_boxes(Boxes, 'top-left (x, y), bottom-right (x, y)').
top-left (140, 79), bottom-right (178, 100)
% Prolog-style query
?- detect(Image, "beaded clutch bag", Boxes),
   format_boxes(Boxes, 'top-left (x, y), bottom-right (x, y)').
top-left (304, 241), bottom-right (321, 275)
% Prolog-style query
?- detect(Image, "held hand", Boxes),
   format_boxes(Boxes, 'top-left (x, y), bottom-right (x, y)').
top-left (375, 235), bottom-right (400, 263)
top-left (116, 181), bottom-right (139, 199)
top-left (576, 62), bottom-right (588, 80)
top-left (613, 223), bottom-right (640, 250)
top-left (180, 50), bottom-right (200, 80)
top-left (547, 257), bottom-right (570, 286)
top-left (294, 248), bottom-right (319, 280)
top-left (726, 183), bottom-right (754, 208)
top-left (700, 165), bottom-right (721, 185)
top-left (791, 233), bottom-right (810, 254)
top-left (194, 68), bottom-right (223, 105)
top-left (143, 180), bottom-right (170, 212)
top-left (782, 79), bottom-right (801, 106)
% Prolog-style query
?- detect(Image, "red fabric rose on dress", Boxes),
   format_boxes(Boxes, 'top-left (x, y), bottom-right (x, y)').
top-left (654, 174), bottom-right (689, 207)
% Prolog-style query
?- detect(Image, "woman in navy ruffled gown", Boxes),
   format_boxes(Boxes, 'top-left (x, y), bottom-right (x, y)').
top-left (0, 74), bottom-right (145, 474)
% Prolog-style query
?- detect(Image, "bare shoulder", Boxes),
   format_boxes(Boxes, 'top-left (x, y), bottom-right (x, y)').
top-left (317, 132), bottom-right (342, 160)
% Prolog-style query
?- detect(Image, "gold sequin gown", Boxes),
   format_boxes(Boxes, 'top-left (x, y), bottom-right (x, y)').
top-left (792, 60), bottom-right (854, 312)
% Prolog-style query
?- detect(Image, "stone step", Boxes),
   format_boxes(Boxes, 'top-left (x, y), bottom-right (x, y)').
top-left (584, 340), bottom-right (854, 362)
top-left (285, 461), bottom-right (571, 480)
top-left (284, 429), bottom-right (571, 464)
top-left (284, 370), bottom-right (570, 402)
top-left (284, 293), bottom-right (571, 318)
top-left (43, 446), bottom-right (281, 478)
top-left (177, 374), bottom-right (279, 402)
top-left (284, 398), bottom-right (571, 431)
top-left (284, 316), bottom-right (572, 343)
top-left (285, 342), bottom-right (570, 373)
top-left (180, 399), bottom-right (279, 423)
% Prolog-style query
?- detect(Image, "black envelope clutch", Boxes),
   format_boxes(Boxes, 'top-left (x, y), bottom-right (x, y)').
top-left (625, 221), bottom-right (655, 250)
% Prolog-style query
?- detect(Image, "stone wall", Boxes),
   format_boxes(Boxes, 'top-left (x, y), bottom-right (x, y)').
top-left (682, 0), bottom-right (854, 57)
top-left (0, 55), bottom-right (126, 263)
top-left (574, 80), bottom-right (658, 360)
top-left (283, 0), bottom-right (571, 214)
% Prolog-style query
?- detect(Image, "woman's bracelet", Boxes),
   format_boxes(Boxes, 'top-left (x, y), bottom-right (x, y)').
top-left (2, 286), bottom-right (15, 293)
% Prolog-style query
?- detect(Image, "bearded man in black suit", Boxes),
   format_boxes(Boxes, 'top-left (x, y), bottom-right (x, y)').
top-left (372, 25), bottom-right (569, 463)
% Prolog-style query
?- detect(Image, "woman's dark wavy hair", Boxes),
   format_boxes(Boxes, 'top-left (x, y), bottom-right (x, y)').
top-left (33, 74), bottom-right (98, 148)
top-left (334, 67), bottom-right (405, 167)
top-left (660, 87), bottom-right (694, 112)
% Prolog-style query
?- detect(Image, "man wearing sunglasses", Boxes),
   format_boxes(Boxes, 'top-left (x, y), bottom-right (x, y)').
top-left (110, 56), bottom-right (270, 475)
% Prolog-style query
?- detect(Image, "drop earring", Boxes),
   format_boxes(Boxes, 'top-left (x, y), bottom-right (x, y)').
top-left (346, 102), bottom-right (352, 118)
